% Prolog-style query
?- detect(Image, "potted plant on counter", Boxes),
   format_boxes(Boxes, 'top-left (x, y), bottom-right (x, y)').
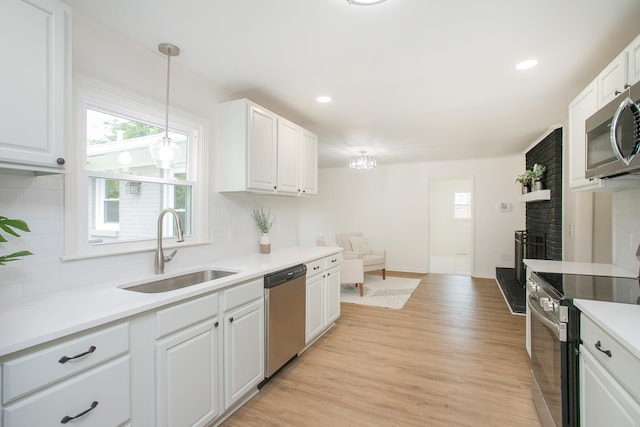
top-left (530, 163), bottom-right (546, 191)
top-left (252, 207), bottom-right (275, 254)
top-left (0, 216), bottom-right (32, 265)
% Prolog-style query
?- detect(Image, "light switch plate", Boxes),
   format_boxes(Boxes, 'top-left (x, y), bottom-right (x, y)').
top-left (496, 202), bottom-right (512, 212)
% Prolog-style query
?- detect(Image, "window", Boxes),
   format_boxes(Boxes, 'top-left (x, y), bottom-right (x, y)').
top-left (453, 192), bottom-right (472, 219)
top-left (65, 80), bottom-right (207, 258)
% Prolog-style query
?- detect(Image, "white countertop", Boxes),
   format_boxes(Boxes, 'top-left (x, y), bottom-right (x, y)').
top-left (523, 259), bottom-right (637, 278)
top-left (0, 246), bottom-right (341, 358)
top-left (574, 299), bottom-right (640, 360)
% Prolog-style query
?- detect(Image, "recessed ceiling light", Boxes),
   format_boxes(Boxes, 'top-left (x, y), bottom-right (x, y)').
top-left (516, 59), bottom-right (538, 70)
top-left (316, 96), bottom-right (332, 103)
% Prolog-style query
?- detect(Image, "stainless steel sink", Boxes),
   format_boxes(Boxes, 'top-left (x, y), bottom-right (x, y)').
top-left (122, 269), bottom-right (237, 293)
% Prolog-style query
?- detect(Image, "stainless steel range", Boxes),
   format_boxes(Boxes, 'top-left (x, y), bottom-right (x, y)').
top-left (527, 272), bottom-right (640, 427)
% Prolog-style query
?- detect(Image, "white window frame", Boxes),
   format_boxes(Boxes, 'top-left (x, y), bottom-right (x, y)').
top-left (453, 192), bottom-right (472, 220)
top-left (64, 77), bottom-right (208, 259)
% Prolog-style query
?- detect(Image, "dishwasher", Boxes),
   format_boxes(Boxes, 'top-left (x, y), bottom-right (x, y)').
top-left (263, 264), bottom-right (307, 379)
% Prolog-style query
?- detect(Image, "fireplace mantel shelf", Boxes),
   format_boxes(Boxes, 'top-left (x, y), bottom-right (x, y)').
top-left (519, 189), bottom-right (551, 203)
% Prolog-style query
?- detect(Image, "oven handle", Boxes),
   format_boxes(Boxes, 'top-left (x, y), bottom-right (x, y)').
top-left (527, 294), bottom-right (563, 341)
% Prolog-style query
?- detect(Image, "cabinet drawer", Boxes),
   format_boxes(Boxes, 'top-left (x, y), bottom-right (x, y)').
top-left (3, 356), bottom-right (130, 427)
top-left (156, 292), bottom-right (219, 339)
top-left (223, 278), bottom-right (263, 312)
top-left (2, 323), bottom-right (129, 404)
top-left (581, 314), bottom-right (640, 402)
top-left (305, 258), bottom-right (325, 278)
top-left (326, 253), bottom-right (342, 268)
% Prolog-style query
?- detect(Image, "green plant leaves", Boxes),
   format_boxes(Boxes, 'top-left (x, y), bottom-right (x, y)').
top-left (0, 216), bottom-right (31, 242)
top-left (0, 251), bottom-right (33, 265)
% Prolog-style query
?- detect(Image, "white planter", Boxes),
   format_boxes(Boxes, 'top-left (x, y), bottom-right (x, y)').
top-left (260, 233), bottom-right (271, 254)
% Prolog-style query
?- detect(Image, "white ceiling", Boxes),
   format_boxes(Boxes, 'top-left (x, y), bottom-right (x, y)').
top-left (61, 0), bottom-right (640, 167)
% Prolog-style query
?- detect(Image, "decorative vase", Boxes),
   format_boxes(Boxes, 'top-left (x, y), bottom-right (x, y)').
top-left (260, 233), bottom-right (271, 254)
top-left (533, 180), bottom-right (543, 191)
top-left (521, 184), bottom-right (530, 194)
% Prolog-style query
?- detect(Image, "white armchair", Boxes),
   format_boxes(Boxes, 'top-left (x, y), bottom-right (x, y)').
top-left (335, 232), bottom-right (386, 279)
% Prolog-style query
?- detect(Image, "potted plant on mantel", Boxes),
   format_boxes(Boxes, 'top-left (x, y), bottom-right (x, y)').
top-left (516, 170), bottom-right (533, 194)
top-left (0, 216), bottom-right (32, 265)
top-left (530, 163), bottom-right (546, 191)
top-left (252, 207), bottom-right (275, 254)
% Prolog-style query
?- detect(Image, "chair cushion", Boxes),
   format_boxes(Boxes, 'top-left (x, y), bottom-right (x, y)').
top-left (361, 254), bottom-right (384, 267)
top-left (349, 236), bottom-right (371, 255)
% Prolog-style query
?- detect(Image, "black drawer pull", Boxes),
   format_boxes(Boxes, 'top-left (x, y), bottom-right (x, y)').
top-left (313, 266), bottom-right (320, 270)
top-left (595, 340), bottom-right (612, 358)
top-left (61, 400), bottom-right (98, 423)
top-left (58, 346), bottom-right (97, 364)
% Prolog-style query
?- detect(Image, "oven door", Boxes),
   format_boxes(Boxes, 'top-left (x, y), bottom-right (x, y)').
top-left (529, 294), bottom-right (565, 427)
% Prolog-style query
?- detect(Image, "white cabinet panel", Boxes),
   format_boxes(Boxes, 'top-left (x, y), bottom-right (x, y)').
top-left (247, 105), bottom-right (278, 191)
top-left (224, 299), bottom-right (264, 409)
top-left (597, 52), bottom-right (628, 107)
top-left (627, 34), bottom-right (640, 86)
top-left (156, 320), bottom-right (220, 427)
top-left (306, 273), bottom-right (324, 343)
top-left (277, 118), bottom-right (301, 194)
top-left (0, 0), bottom-right (70, 173)
top-left (325, 266), bottom-right (341, 325)
top-left (568, 81), bottom-right (598, 189)
top-left (301, 129), bottom-right (318, 195)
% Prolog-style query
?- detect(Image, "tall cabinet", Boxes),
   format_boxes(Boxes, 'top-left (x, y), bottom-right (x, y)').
top-left (215, 99), bottom-right (318, 196)
top-left (0, 0), bottom-right (70, 173)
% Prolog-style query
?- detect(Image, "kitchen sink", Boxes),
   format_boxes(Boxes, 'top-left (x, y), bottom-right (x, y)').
top-left (122, 269), bottom-right (238, 293)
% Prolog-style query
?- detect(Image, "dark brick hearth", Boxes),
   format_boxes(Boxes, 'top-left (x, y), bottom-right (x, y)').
top-left (526, 127), bottom-right (562, 261)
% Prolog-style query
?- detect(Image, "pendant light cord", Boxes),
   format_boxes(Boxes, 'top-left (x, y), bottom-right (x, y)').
top-left (164, 46), bottom-right (172, 140)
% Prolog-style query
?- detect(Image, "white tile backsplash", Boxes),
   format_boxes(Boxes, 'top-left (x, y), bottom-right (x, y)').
top-left (613, 188), bottom-right (640, 274)
top-left (0, 171), bottom-right (300, 303)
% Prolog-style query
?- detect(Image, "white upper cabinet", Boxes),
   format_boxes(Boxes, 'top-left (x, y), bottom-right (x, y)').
top-left (627, 34), bottom-right (640, 86)
top-left (301, 129), bottom-right (318, 195)
top-left (596, 51), bottom-right (628, 107)
top-left (0, 0), bottom-right (70, 173)
top-left (569, 81), bottom-right (598, 189)
top-left (276, 118), bottom-right (301, 194)
top-left (215, 99), bottom-right (318, 196)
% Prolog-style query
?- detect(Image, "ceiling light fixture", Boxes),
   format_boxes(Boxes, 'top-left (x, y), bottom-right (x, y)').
top-left (349, 151), bottom-right (377, 169)
top-left (346, 0), bottom-right (387, 5)
top-left (516, 59), bottom-right (538, 70)
top-left (316, 95), bottom-right (332, 103)
top-left (149, 43), bottom-right (181, 170)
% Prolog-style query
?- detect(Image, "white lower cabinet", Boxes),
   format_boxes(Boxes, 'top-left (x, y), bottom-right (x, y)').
top-left (305, 255), bottom-right (341, 344)
top-left (156, 319), bottom-right (220, 427)
top-left (222, 278), bottom-right (264, 410)
top-left (1, 322), bottom-right (131, 426)
top-left (580, 314), bottom-right (640, 426)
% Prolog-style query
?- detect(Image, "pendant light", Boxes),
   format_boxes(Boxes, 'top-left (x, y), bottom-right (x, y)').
top-left (346, 0), bottom-right (388, 5)
top-left (349, 151), bottom-right (377, 169)
top-left (149, 43), bottom-right (181, 170)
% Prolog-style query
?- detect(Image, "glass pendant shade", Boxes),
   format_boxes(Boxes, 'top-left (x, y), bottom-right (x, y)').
top-left (149, 136), bottom-right (181, 169)
top-left (347, 0), bottom-right (387, 5)
top-left (149, 43), bottom-right (180, 170)
top-left (349, 151), bottom-right (377, 169)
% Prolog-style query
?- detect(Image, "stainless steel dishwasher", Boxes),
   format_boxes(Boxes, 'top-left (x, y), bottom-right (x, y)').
top-left (263, 264), bottom-right (307, 379)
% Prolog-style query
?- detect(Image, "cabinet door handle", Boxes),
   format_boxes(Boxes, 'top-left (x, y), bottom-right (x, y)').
top-left (61, 400), bottom-right (99, 424)
top-left (229, 317), bottom-right (234, 323)
top-left (595, 340), bottom-right (612, 358)
top-left (615, 90), bottom-right (621, 96)
top-left (214, 321), bottom-right (219, 328)
top-left (313, 266), bottom-right (320, 270)
top-left (58, 346), bottom-right (97, 364)
top-left (56, 157), bottom-right (66, 165)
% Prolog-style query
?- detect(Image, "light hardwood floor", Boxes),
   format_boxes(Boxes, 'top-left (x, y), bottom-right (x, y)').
top-left (221, 273), bottom-right (542, 427)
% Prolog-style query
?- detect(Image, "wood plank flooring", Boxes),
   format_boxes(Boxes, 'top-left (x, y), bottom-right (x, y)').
top-left (221, 273), bottom-right (542, 427)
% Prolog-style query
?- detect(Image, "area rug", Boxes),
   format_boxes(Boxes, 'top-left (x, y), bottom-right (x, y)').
top-left (340, 274), bottom-right (421, 309)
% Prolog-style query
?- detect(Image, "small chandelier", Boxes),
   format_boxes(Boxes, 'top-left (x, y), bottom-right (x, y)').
top-left (149, 43), bottom-right (181, 170)
top-left (349, 151), bottom-right (377, 169)
top-left (346, 0), bottom-right (388, 5)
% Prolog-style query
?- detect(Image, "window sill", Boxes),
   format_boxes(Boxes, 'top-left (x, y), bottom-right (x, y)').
top-left (62, 239), bottom-right (211, 261)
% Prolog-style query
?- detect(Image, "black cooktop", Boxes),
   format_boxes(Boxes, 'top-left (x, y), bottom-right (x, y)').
top-left (537, 272), bottom-right (640, 304)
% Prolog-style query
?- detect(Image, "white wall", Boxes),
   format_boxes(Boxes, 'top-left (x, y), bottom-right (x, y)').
top-left (299, 156), bottom-right (526, 279)
top-left (429, 179), bottom-right (472, 256)
top-left (0, 17), bottom-right (300, 302)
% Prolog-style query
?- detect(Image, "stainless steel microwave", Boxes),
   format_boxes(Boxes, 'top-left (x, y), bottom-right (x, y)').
top-left (585, 80), bottom-right (640, 179)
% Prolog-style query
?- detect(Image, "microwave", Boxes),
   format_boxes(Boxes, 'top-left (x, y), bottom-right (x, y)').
top-left (585, 80), bottom-right (640, 179)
